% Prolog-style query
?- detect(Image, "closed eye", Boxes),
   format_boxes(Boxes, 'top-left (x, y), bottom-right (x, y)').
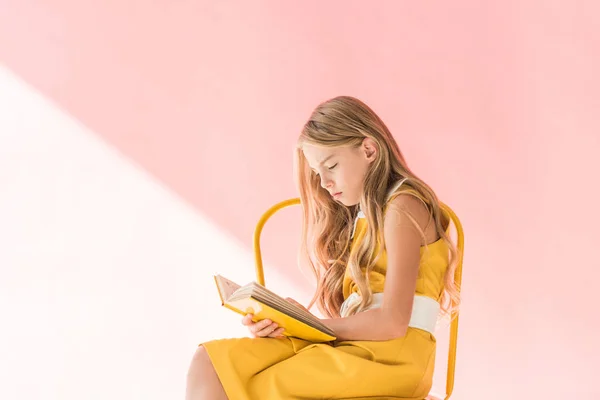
top-left (310, 162), bottom-right (337, 175)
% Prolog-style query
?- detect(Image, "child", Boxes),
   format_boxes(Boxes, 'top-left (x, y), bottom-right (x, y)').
top-left (186, 96), bottom-right (460, 400)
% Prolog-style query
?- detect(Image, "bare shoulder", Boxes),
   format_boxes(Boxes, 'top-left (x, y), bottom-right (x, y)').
top-left (384, 192), bottom-right (436, 242)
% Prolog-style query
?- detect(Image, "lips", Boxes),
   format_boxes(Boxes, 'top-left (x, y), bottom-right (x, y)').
top-left (332, 192), bottom-right (342, 198)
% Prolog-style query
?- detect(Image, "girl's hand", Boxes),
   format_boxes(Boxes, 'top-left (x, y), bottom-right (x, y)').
top-left (285, 297), bottom-right (309, 313)
top-left (242, 314), bottom-right (285, 338)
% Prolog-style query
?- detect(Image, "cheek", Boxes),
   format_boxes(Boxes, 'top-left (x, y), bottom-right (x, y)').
top-left (338, 169), bottom-right (359, 189)
top-left (345, 163), bottom-right (365, 179)
top-left (344, 165), bottom-right (368, 191)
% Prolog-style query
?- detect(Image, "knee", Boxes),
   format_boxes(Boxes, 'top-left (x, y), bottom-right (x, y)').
top-left (188, 346), bottom-right (213, 374)
top-left (186, 346), bottom-right (223, 399)
top-left (187, 346), bottom-right (216, 391)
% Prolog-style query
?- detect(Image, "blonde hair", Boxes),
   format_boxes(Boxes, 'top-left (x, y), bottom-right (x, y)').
top-left (295, 96), bottom-right (460, 319)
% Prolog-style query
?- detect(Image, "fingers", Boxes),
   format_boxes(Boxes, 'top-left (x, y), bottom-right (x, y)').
top-left (285, 297), bottom-right (308, 312)
top-left (241, 314), bottom-right (254, 326)
top-left (253, 319), bottom-right (279, 337)
top-left (267, 327), bottom-right (285, 338)
top-left (241, 315), bottom-right (285, 338)
top-left (285, 297), bottom-right (297, 305)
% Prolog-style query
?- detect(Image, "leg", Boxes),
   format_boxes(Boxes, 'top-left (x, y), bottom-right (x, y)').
top-left (185, 346), bottom-right (228, 400)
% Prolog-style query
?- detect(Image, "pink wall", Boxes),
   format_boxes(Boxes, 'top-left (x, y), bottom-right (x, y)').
top-left (1, 1), bottom-right (599, 398)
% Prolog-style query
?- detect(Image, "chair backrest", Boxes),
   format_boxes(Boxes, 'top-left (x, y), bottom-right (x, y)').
top-left (253, 198), bottom-right (464, 400)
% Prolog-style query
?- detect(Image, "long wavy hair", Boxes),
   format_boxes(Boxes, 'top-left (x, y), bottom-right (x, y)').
top-left (295, 96), bottom-right (460, 319)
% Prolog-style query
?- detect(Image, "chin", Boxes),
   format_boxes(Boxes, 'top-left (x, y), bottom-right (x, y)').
top-left (339, 197), bottom-right (359, 207)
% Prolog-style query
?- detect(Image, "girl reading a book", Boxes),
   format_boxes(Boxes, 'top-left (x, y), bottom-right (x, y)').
top-left (186, 96), bottom-right (460, 400)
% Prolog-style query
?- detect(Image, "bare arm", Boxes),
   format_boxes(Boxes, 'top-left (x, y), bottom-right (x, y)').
top-left (321, 194), bottom-right (431, 341)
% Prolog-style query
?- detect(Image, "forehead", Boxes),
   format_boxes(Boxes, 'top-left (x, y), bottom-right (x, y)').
top-left (302, 144), bottom-right (337, 165)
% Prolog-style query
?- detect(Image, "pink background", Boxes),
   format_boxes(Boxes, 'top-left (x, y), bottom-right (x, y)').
top-left (1, 1), bottom-right (599, 399)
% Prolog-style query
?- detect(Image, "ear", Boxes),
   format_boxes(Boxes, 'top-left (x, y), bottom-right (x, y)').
top-left (362, 138), bottom-right (378, 163)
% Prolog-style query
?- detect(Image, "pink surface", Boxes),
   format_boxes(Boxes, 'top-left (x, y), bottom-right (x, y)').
top-left (1, 1), bottom-right (599, 398)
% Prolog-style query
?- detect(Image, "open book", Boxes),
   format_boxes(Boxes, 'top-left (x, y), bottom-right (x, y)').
top-left (214, 275), bottom-right (336, 342)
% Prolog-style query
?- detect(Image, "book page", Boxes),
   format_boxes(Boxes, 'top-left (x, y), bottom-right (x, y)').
top-left (216, 277), bottom-right (336, 341)
top-left (214, 275), bottom-right (242, 303)
top-left (230, 282), bottom-right (335, 336)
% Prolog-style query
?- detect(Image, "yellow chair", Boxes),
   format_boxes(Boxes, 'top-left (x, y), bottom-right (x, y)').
top-left (252, 198), bottom-right (464, 400)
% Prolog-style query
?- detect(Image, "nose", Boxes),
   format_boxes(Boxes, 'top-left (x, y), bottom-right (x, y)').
top-left (320, 175), bottom-right (333, 190)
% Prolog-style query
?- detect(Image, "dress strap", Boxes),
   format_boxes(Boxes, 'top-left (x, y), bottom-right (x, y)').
top-left (385, 177), bottom-right (409, 202)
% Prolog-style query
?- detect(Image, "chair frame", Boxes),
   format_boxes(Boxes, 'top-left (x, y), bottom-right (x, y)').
top-left (252, 198), bottom-right (464, 400)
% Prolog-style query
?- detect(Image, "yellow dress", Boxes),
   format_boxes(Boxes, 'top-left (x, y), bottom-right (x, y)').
top-left (201, 188), bottom-right (450, 400)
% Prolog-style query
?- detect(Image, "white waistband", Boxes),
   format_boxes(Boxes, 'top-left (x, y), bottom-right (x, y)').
top-left (340, 292), bottom-right (439, 335)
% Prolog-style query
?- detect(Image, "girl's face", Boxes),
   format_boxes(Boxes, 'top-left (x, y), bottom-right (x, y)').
top-left (302, 139), bottom-right (377, 206)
